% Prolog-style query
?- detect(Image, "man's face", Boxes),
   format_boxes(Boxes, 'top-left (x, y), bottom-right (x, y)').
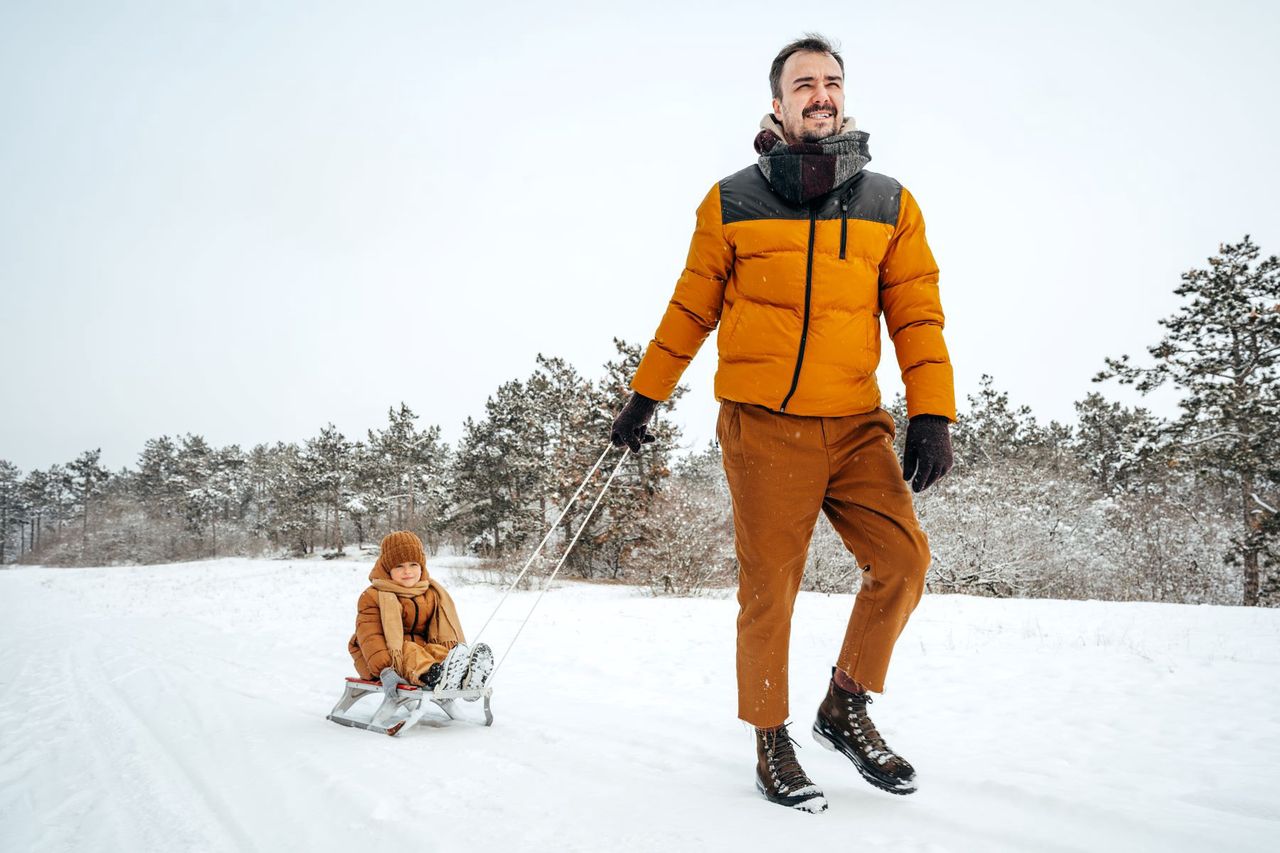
top-left (772, 51), bottom-right (845, 144)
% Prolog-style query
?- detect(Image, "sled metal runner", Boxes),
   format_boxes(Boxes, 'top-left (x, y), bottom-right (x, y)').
top-left (327, 677), bottom-right (494, 736)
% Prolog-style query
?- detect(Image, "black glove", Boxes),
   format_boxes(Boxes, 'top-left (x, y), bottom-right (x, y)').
top-left (901, 414), bottom-right (953, 493)
top-left (610, 392), bottom-right (659, 452)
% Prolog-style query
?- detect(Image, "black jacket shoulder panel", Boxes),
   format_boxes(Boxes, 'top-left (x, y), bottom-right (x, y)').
top-left (719, 165), bottom-right (808, 224)
top-left (841, 170), bottom-right (902, 226)
top-left (718, 165), bottom-right (903, 225)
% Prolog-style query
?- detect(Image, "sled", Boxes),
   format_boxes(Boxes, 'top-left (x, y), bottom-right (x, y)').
top-left (326, 677), bottom-right (494, 736)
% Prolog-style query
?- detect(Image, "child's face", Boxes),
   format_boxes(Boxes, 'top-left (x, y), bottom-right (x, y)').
top-left (390, 561), bottom-right (422, 587)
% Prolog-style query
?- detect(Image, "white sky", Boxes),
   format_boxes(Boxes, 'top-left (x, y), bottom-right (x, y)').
top-left (2, 0), bottom-right (1278, 472)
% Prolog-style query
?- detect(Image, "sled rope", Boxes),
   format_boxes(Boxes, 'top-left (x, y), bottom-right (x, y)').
top-left (472, 444), bottom-right (613, 644)
top-left (487, 445), bottom-right (630, 685)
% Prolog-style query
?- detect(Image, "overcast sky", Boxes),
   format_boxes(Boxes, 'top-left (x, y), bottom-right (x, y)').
top-left (2, 0), bottom-right (1278, 472)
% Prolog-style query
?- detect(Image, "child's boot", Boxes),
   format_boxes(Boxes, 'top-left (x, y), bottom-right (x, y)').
top-left (462, 643), bottom-right (493, 697)
top-left (420, 662), bottom-right (444, 689)
top-left (438, 643), bottom-right (471, 690)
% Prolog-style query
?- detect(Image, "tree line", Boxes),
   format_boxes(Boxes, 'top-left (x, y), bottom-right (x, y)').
top-left (1, 238), bottom-right (1277, 605)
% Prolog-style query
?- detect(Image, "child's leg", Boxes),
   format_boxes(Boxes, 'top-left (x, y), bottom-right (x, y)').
top-left (402, 641), bottom-right (451, 685)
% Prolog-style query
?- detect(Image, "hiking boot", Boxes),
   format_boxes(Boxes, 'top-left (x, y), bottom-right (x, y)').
top-left (420, 662), bottom-right (443, 689)
top-left (754, 723), bottom-right (828, 813)
top-left (812, 673), bottom-right (917, 795)
top-left (438, 644), bottom-right (472, 690)
top-left (462, 643), bottom-right (493, 699)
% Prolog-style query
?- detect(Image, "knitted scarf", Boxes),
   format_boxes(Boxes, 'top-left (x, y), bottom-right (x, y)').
top-left (369, 575), bottom-right (465, 677)
top-left (753, 113), bottom-right (872, 205)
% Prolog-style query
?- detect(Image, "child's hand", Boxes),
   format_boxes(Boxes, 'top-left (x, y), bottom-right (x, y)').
top-left (379, 667), bottom-right (407, 698)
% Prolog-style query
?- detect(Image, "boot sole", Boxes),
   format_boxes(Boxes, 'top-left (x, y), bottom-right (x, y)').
top-left (461, 644), bottom-right (493, 700)
top-left (439, 645), bottom-right (472, 691)
top-left (754, 775), bottom-right (828, 813)
top-left (812, 721), bottom-right (917, 796)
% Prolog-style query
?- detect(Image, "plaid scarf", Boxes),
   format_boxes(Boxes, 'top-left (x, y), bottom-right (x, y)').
top-left (754, 113), bottom-right (872, 205)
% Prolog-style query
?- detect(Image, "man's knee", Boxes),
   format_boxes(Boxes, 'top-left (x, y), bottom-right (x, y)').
top-left (863, 526), bottom-right (930, 595)
top-left (898, 530), bottom-right (931, 599)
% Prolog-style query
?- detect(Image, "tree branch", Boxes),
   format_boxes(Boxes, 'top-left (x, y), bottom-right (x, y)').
top-left (1174, 430), bottom-right (1254, 449)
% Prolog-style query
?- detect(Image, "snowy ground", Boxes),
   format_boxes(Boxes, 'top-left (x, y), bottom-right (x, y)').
top-left (1, 557), bottom-right (1277, 853)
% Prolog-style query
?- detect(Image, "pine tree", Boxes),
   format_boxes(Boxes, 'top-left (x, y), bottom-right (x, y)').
top-left (19, 468), bottom-right (59, 556)
top-left (449, 381), bottom-right (544, 557)
top-left (581, 339), bottom-right (684, 579)
top-left (280, 442), bottom-right (321, 555)
top-left (0, 461), bottom-right (23, 563)
top-left (207, 445), bottom-right (248, 557)
top-left (452, 414), bottom-right (510, 554)
top-left (1096, 236), bottom-right (1280, 605)
top-left (366, 404), bottom-right (451, 550)
top-left (174, 435), bottom-right (219, 556)
top-left (1071, 393), bottom-right (1163, 495)
top-left (348, 442), bottom-right (382, 550)
top-left (950, 374), bottom-right (1042, 469)
top-left (305, 424), bottom-right (353, 554)
top-left (65, 449), bottom-right (109, 557)
top-left (135, 436), bottom-right (183, 557)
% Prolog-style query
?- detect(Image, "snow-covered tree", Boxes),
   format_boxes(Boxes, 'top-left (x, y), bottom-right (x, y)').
top-left (950, 374), bottom-right (1042, 470)
top-left (20, 467), bottom-right (63, 555)
top-left (576, 339), bottom-right (684, 579)
top-left (1071, 393), bottom-right (1163, 495)
top-left (450, 382), bottom-right (543, 557)
top-left (365, 404), bottom-right (451, 549)
top-left (0, 461), bottom-right (23, 563)
top-left (1096, 235), bottom-right (1280, 605)
top-left (65, 449), bottom-right (109, 556)
top-left (305, 424), bottom-right (353, 554)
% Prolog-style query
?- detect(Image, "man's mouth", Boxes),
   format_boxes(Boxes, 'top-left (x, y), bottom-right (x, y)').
top-left (806, 108), bottom-right (834, 120)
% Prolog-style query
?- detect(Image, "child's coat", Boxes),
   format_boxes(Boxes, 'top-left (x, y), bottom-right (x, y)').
top-left (348, 550), bottom-right (466, 684)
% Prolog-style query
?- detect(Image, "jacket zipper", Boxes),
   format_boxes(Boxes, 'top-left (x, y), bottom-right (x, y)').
top-left (839, 200), bottom-right (848, 260)
top-left (780, 204), bottom-right (818, 412)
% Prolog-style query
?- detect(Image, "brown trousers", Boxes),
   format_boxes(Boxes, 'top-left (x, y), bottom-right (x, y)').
top-left (717, 401), bottom-right (931, 728)
top-left (350, 638), bottom-right (452, 685)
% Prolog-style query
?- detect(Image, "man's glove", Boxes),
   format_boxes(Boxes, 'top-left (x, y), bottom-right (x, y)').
top-left (610, 392), bottom-right (659, 452)
top-left (379, 666), bottom-right (407, 698)
top-left (901, 415), bottom-right (954, 493)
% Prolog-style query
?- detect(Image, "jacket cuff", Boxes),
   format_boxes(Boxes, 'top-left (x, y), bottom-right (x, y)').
top-left (904, 362), bottom-right (957, 422)
top-left (630, 346), bottom-right (684, 401)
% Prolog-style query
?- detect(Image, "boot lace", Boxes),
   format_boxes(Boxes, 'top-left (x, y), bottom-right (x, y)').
top-left (844, 695), bottom-right (900, 768)
top-left (761, 723), bottom-right (814, 792)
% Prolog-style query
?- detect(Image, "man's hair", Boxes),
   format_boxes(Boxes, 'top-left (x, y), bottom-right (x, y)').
top-left (769, 33), bottom-right (844, 100)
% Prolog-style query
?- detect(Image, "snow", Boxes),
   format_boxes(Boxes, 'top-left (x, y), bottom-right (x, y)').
top-left (1, 557), bottom-right (1278, 852)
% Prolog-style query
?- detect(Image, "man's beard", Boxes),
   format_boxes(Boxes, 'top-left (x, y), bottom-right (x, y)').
top-left (798, 124), bottom-right (836, 143)
top-left (785, 106), bottom-right (840, 144)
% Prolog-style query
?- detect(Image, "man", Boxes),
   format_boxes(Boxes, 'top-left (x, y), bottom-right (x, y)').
top-left (610, 34), bottom-right (956, 814)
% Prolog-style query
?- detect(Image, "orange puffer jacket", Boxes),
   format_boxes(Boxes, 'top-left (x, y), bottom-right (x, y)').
top-left (631, 166), bottom-right (955, 421)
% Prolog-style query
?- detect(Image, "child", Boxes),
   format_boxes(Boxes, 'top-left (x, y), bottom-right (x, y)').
top-left (348, 530), bottom-right (493, 698)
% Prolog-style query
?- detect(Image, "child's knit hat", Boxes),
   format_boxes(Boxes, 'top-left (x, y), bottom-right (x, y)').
top-left (379, 530), bottom-right (426, 569)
